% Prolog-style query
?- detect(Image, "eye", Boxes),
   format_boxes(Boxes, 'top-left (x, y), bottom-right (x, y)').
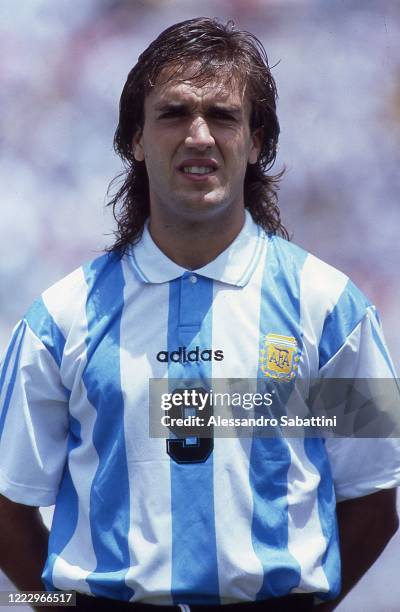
top-left (158, 109), bottom-right (187, 119)
top-left (208, 110), bottom-right (237, 122)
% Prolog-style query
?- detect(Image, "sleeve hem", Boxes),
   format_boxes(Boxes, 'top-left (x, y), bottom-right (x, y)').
top-left (0, 469), bottom-right (57, 507)
top-left (334, 469), bottom-right (400, 501)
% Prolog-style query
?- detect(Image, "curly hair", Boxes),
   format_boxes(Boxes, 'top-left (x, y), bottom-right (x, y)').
top-left (107, 17), bottom-right (288, 252)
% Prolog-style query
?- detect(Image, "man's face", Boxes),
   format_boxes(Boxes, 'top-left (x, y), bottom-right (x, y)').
top-left (133, 66), bottom-right (261, 225)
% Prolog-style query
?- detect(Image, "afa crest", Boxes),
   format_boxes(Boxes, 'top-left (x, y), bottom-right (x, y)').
top-left (259, 333), bottom-right (300, 381)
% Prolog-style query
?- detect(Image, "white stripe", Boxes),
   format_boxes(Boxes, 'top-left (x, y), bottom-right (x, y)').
top-left (120, 259), bottom-right (173, 603)
top-left (211, 242), bottom-right (266, 602)
top-left (42, 266), bottom-right (92, 391)
top-left (286, 440), bottom-right (330, 593)
top-left (42, 267), bottom-right (86, 338)
top-left (44, 269), bottom-right (98, 593)
top-left (299, 254), bottom-right (348, 378)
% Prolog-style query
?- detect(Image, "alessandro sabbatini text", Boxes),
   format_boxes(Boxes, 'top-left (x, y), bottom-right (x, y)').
top-left (161, 413), bottom-right (337, 429)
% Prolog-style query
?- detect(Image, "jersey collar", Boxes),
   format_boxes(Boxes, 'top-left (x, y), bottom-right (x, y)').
top-left (128, 210), bottom-right (265, 287)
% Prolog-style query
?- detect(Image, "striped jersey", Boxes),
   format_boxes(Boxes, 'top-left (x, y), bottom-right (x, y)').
top-left (1, 211), bottom-right (399, 604)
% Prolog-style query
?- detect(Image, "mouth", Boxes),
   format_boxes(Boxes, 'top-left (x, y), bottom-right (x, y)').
top-left (177, 159), bottom-right (219, 180)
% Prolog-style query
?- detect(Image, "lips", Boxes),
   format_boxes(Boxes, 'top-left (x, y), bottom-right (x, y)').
top-left (177, 158), bottom-right (219, 176)
top-left (182, 166), bottom-right (214, 175)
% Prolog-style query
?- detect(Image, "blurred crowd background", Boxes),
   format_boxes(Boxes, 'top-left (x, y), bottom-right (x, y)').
top-left (1, 1), bottom-right (399, 610)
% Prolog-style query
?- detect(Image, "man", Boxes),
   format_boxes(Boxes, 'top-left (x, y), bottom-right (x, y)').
top-left (0, 17), bottom-right (399, 612)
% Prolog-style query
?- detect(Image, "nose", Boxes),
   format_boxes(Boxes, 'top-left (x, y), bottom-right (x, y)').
top-left (185, 116), bottom-right (215, 150)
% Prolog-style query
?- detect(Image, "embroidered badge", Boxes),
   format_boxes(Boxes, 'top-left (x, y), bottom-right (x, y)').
top-left (260, 333), bottom-right (300, 380)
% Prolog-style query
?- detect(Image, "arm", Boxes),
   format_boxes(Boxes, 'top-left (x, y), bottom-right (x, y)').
top-left (318, 488), bottom-right (399, 611)
top-left (0, 494), bottom-right (49, 592)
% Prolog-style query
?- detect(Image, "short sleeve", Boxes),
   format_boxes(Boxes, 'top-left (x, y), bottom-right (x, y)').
top-left (317, 280), bottom-right (400, 501)
top-left (0, 318), bottom-right (69, 506)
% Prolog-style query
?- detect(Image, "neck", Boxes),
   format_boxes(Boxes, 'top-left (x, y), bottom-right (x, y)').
top-left (148, 209), bottom-right (245, 270)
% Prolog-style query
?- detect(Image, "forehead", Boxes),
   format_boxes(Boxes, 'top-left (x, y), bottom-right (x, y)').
top-left (145, 63), bottom-right (249, 109)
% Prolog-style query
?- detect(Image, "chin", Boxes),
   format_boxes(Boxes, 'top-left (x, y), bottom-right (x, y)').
top-left (181, 198), bottom-right (227, 217)
top-left (186, 191), bottom-right (227, 209)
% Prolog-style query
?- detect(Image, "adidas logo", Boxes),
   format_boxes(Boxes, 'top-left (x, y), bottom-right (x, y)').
top-left (156, 346), bottom-right (224, 363)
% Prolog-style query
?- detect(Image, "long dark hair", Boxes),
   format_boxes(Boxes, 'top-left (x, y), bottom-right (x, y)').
top-left (107, 17), bottom-right (288, 252)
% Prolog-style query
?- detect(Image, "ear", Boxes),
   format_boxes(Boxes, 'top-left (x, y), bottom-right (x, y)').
top-left (132, 129), bottom-right (145, 162)
top-left (248, 128), bottom-right (262, 165)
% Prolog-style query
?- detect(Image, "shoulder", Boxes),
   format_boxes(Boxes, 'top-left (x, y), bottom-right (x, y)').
top-left (268, 234), bottom-right (370, 312)
top-left (265, 236), bottom-right (376, 363)
top-left (267, 235), bottom-right (348, 289)
top-left (24, 251), bottom-right (124, 346)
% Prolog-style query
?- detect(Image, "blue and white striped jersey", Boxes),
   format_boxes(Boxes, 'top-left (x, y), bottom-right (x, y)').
top-left (1, 211), bottom-right (399, 604)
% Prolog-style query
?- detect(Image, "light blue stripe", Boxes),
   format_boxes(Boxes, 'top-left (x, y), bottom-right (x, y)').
top-left (304, 438), bottom-right (340, 600)
top-left (0, 322), bottom-right (27, 439)
top-left (319, 280), bottom-right (370, 370)
top-left (83, 253), bottom-right (133, 600)
top-left (42, 414), bottom-right (82, 591)
top-left (25, 297), bottom-right (66, 368)
top-left (369, 312), bottom-right (397, 378)
top-left (252, 236), bottom-right (305, 598)
top-left (0, 320), bottom-right (25, 398)
top-left (168, 273), bottom-right (220, 605)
